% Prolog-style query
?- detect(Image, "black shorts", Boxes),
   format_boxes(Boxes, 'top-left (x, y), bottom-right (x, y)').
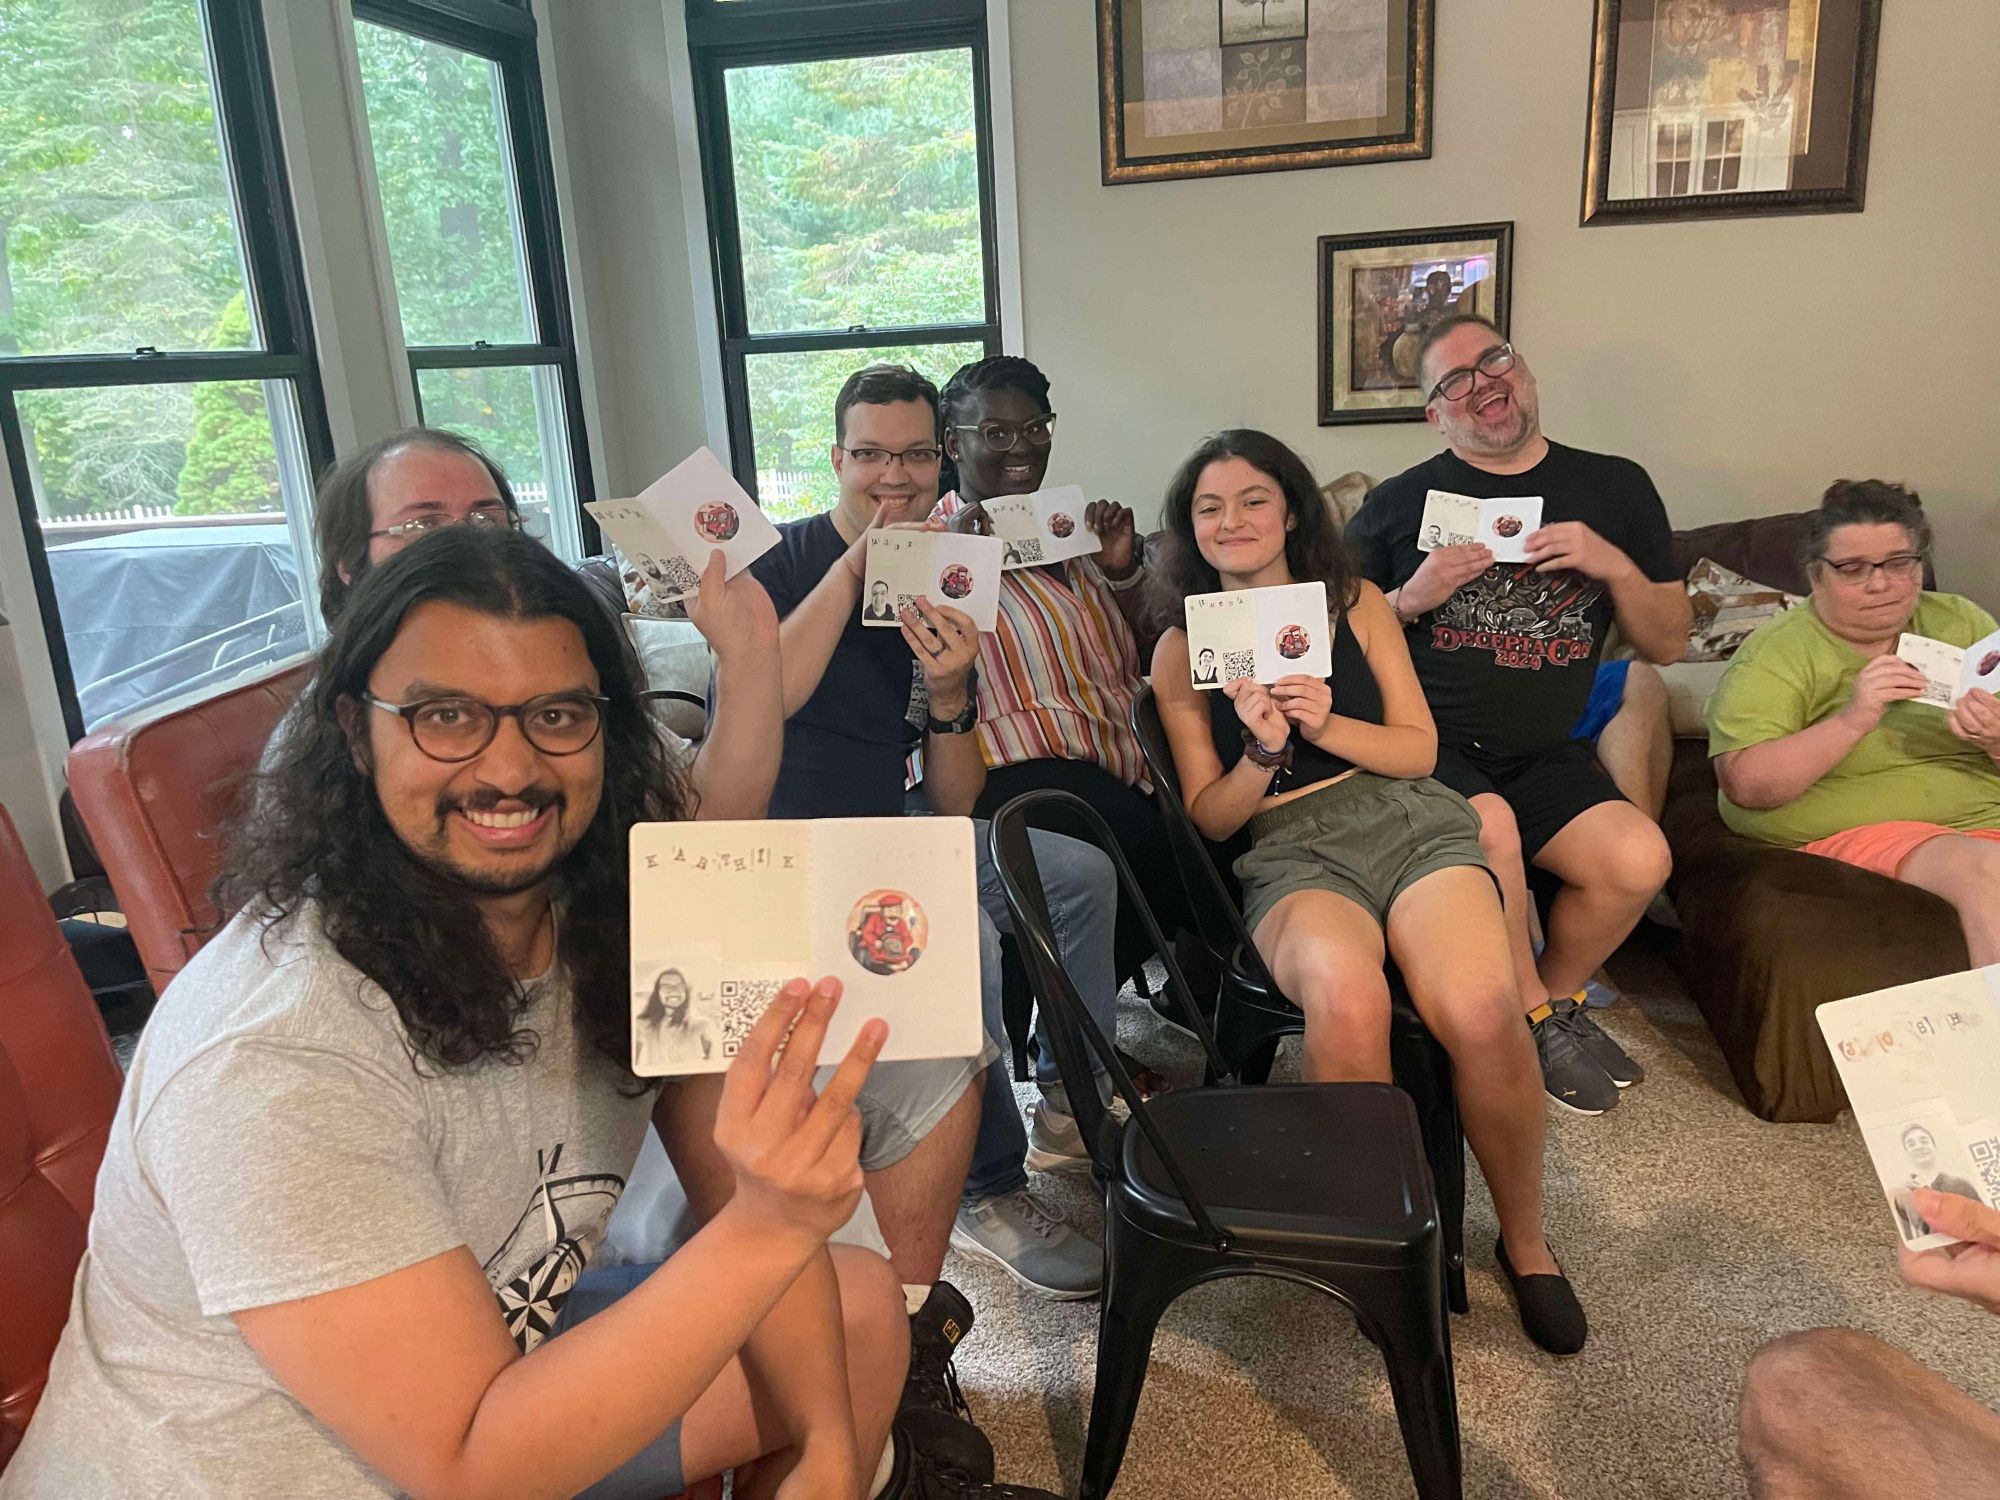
top-left (1431, 738), bottom-right (1626, 863)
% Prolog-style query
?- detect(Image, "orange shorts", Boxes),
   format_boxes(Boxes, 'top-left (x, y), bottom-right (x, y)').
top-left (1799, 821), bottom-right (2000, 879)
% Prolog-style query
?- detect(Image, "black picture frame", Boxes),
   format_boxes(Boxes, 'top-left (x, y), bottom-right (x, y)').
top-left (1316, 222), bottom-right (1514, 427)
top-left (1581, 0), bottom-right (1882, 225)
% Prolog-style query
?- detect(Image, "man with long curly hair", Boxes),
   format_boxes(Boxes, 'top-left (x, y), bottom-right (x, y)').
top-left (4, 529), bottom-right (1057, 1500)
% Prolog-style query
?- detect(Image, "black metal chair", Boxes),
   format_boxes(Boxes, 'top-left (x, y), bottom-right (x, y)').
top-left (1128, 684), bottom-right (1469, 1314)
top-left (989, 792), bottom-right (1461, 1500)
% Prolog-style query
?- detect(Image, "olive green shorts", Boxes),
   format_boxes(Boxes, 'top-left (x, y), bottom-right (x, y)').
top-left (1235, 773), bottom-right (1491, 937)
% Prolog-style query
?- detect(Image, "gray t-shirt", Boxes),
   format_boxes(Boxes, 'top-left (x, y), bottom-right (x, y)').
top-left (2, 904), bottom-right (654, 1497)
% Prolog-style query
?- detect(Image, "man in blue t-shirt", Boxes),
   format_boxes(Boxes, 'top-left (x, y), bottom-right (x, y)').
top-left (1347, 316), bottom-right (1692, 1118)
top-left (751, 361), bottom-right (1128, 1441)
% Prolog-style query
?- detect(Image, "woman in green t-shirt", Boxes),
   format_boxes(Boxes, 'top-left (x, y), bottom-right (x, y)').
top-left (1706, 481), bottom-right (2000, 964)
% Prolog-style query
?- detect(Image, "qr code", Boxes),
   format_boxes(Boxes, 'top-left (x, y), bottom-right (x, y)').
top-left (655, 553), bottom-right (702, 595)
top-left (1007, 537), bottom-right (1044, 565)
top-left (1222, 650), bottom-right (1255, 682)
top-left (895, 592), bottom-right (922, 614)
top-left (717, 977), bottom-right (784, 1056)
top-left (1971, 1134), bottom-right (2000, 1203)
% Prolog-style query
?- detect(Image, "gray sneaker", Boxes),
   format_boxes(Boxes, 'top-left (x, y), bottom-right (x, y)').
top-left (1553, 997), bottom-right (1644, 1087)
top-left (1531, 1008), bottom-right (1620, 1116)
top-left (952, 1189), bottom-right (1101, 1300)
top-left (1024, 1100), bottom-right (1095, 1176)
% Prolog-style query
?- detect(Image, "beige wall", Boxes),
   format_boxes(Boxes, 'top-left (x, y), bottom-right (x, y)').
top-left (1006, 0), bottom-right (2000, 608)
top-left (550, 0), bottom-right (1997, 605)
top-left (547, 0), bottom-right (718, 496)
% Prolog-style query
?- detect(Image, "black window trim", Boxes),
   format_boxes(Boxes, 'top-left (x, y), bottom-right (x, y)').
top-left (352, 0), bottom-right (599, 545)
top-left (686, 0), bottom-right (1002, 499)
top-left (0, 0), bottom-right (337, 744)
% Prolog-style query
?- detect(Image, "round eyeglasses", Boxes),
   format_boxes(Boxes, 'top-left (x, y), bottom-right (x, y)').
top-left (368, 506), bottom-right (523, 543)
top-left (948, 413), bottom-right (1058, 452)
top-left (1427, 344), bottom-right (1518, 405)
top-left (364, 692), bottom-right (609, 762)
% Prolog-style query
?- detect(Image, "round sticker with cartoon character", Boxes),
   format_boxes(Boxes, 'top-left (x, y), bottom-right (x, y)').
top-left (938, 563), bottom-right (974, 600)
top-left (848, 890), bottom-right (929, 976)
top-left (1047, 512), bottom-right (1075, 538)
top-left (694, 500), bottom-right (741, 543)
top-left (1979, 650), bottom-right (2000, 680)
top-left (1275, 623), bottom-right (1312, 660)
top-left (1491, 514), bottom-right (1524, 539)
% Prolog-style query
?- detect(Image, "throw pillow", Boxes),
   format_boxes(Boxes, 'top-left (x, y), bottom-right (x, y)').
top-left (1684, 557), bottom-right (1803, 664)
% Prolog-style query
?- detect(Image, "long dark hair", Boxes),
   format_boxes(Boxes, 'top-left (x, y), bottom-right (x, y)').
top-left (312, 427), bottom-right (518, 626)
top-left (1160, 429), bottom-right (1357, 609)
top-left (217, 527), bottom-right (689, 1075)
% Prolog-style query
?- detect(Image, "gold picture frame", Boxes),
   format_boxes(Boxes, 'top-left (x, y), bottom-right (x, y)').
top-left (1317, 222), bottom-right (1514, 426)
top-left (1581, 0), bottom-right (1882, 224)
top-left (1097, 0), bottom-right (1434, 185)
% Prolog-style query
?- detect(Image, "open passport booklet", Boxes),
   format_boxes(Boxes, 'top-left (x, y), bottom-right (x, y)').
top-left (628, 817), bottom-right (984, 1077)
top-left (1817, 966), bottom-right (2000, 1250)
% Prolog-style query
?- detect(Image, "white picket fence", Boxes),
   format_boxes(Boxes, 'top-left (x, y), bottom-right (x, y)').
top-left (42, 471), bottom-right (817, 536)
top-left (757, 469), bottom-right (816, 507)
top-left (44, 501), bottom-right (180, 531)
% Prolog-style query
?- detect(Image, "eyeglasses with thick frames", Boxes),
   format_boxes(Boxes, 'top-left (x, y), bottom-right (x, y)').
top-left (837, 444), bottom-right (942, 470)
top-left (1819, 553), bottom-right (1926, 584)
top-left (368, 506), bottom-right (522, 543)
top-left (948, 413), bottom-right (1058, 451)
top-left (1427, 344), bottom-right (1518, 405)
top-left (363, 692), bottom-right (609, 762)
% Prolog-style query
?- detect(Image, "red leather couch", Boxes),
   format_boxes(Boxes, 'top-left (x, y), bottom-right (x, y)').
top-left (66, 661), bottom-right (312, 994)
top-left (1660, 512), bottom-right (1965, 1122)
top-left (0, 804), bottom-right (123, 1469)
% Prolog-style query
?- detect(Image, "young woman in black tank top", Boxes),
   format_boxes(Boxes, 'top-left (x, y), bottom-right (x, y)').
top-left (1151, 431), bottom-right (1585, 1355)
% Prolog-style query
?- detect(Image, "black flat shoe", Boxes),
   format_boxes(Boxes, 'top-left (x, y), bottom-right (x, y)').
top-left (1496, 1237), bottom-right (1588, 1356)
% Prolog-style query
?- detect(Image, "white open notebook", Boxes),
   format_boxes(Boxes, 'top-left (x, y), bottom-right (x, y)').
top-left (1817, 966), bottom-right (2000, 1250)
top-left (628, 817), bottom-right (984, 1077)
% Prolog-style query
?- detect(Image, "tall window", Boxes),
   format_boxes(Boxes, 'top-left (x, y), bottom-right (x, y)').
top-left (688, 0), bottom-right (999, 520)
top-left (1654, 120), bottom-right (1694, 197)
top-left (352, 0), bottom-right (592, 557)
top-left (1700, 117), bottom-right (1745, 194)
top-left (0, 0), bottom-right (333, 738)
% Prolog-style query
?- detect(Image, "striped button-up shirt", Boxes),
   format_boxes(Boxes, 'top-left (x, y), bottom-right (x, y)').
top-left (930, 490), bottom-right (1150, 790)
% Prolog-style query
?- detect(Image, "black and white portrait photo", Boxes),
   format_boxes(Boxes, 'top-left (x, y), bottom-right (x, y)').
top-left (633, 966), bottom-right (721, 1074)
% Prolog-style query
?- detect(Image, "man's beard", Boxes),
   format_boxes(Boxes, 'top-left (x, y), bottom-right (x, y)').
top-left (416, 785), bottom-right (578, 895)
top-left (1449, 387), bottom-right (1538, 456)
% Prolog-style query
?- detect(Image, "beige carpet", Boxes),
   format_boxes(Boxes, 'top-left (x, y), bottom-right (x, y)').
top-left (945, 939), bottom-right (2000, 1498)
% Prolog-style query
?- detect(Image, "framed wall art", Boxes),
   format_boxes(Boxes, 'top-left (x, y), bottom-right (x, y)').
top-left (1096, 0), bottom-right (1434, 185)
top-left (1316, 222), bottom-right (1513, 426)
top-left (1582, 0), bottom-right (1882, 224)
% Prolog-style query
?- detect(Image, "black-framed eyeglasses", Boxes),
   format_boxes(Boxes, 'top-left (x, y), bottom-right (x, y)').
top-left (367, 506), bottom-right (523, 543)
top-left (1819, 553), bottom-right (1926, 584)
top-left (1427, 344), bottom-right (1518, 405)
top-left (948, 412), bottom-right (1058, 451)
top-left (363, 692), bottom-right (610, 762)
top-left (836, 444), bottom-right (943, 470)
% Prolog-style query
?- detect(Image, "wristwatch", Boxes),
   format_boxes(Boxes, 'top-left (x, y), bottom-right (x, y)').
top-left (926, 700), bottom-right (978, 735)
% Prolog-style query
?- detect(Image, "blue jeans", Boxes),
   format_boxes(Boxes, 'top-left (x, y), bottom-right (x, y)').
top-left (964, 820), bottom-right (1118, 1203)
top-left (551, 1262), bottom-right (687, 1497)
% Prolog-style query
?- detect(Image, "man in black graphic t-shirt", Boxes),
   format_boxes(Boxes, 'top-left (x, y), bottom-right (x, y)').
top-left (1347, 316), bottom-right (1692, 1117)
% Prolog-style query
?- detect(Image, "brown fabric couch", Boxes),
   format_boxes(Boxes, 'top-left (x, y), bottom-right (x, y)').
top-left (1660, 512), bottom-right (1966, 1123)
